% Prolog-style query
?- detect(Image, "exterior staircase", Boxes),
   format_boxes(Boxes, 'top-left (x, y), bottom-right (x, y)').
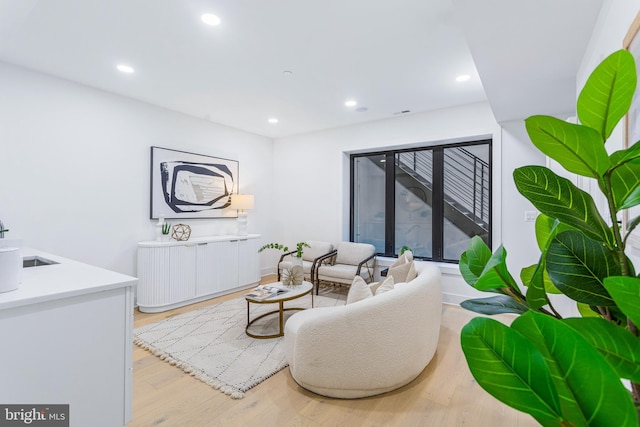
top-left (394, 149), bottom-right (489, 239)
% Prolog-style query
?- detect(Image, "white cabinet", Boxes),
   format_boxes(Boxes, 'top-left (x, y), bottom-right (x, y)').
top-left (137, 234), bottom-right (260, 313)
top-left (0, 248), bottom-right (136, 427)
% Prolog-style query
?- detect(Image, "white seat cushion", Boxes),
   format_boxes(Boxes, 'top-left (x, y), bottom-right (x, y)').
top-left (302, 241), bottom-right (334, 262)
top-left (317, 264), bottom-right (371, 281)
top-left (334, 242), bottom-right (375, 266)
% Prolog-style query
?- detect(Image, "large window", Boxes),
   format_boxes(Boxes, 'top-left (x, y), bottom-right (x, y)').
top-left (351, 140), bottom-right (491, 263)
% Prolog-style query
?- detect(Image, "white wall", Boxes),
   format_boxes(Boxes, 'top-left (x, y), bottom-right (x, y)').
top-left (271, 102), bottom-right (509, 303)
top-left (0, 62), bottom-right (274, 277)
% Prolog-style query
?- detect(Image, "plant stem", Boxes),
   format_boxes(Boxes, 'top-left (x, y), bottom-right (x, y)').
top-left (545, 296), bottom-right (562, 319)
top-left (603, 174), bottom-right (629, 276)
top-left (597, 306), bottom-right (612, 321)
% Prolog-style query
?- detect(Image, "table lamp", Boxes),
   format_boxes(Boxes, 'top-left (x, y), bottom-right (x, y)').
top-left (229, 194), bottom-right (254, 236)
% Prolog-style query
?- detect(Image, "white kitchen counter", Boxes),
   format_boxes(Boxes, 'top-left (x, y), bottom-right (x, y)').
top-left (0, 247), bottom-right (137, 426)
top-left (0, 247), bottom-right (137, 310)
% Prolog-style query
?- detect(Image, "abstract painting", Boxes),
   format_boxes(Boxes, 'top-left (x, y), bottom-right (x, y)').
top-left (150, 146), bottom-right (239, 219)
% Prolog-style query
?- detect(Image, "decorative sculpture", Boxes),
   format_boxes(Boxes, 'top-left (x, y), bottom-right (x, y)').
top-left (281, 265), bottom-right (304, 286)
top-left (171, 224), bottom-right (192, 241)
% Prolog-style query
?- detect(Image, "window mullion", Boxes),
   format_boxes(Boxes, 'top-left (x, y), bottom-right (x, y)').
top-left (385, 153), bottom-right (395, 256)
top-left (432, 148), bottom-right (444, 261)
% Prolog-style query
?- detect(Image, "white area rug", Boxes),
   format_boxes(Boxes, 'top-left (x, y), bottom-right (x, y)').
top-left (134, 292), bottom-right (344, 399)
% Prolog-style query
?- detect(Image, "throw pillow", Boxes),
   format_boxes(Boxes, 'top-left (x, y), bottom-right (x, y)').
top-left (374, 275), bottom-right (395, 295)
top-left (346, 276), bottom-right (373, 304)
top-left (368, 280), bottom-right (382, 294)
top-left (389, 253), bottom-right (408, 269)
top-left (388, 261), bottom-right (413, 283)
top-left (406, 261), bottom-right (417, 282)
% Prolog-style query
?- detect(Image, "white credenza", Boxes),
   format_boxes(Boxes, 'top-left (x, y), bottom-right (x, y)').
top-left (137, 234), bottom-right (261, 312)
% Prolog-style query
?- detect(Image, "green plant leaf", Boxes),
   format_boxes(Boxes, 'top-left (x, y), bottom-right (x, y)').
top-left (564, 317), bottom-right (640, 383)
top-left (514, 166), bottom-right (614, 247)
top-left (525, 115), bottom-right (609, 178)
top-left (473, 246), bottom-right (519, 292)
top-left (459, 236), bottom-right (492, 287)
top-left (513, 311), bottom-right (637, 427)
top-left (460, 295), bottom-right (528, 315)
top-left (610, 139), bottom-right (640, 165)
top-left (607, 161), bottom-right (640, 210)
top-left (602, 276), bottom-right (640, 327)
top-left (460, 317), bottom-right (562, 425)
top-left (460, 238), bottom-right (518, 293)
top-left (521, 263), bottom-right (548, 310)
top-left (627, 213), bottom-right (640, 236)
top-left (577, 49), bottom-right (637, 141)
top-left (576, 302), bottom-right (600, 318)
top-left (535, 214), bottom-right (573, 251)
top-left (545, 230), bottom-right (618, 306)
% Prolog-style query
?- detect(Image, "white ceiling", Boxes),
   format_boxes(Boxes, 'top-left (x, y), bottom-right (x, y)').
top-left (0, 0), bottom-right (604, 139)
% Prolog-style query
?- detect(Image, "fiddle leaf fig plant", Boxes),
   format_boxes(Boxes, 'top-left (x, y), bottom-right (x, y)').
top-left (459, 49), bottom-right (640, 426)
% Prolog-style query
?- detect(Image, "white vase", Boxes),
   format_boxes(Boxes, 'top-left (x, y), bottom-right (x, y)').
top-left (290, 256), bottom-right (304, 285)
top-left (291, 256), bottom-right (303, 268)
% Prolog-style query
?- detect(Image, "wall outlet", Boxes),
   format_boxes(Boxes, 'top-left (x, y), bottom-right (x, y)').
top-left (524, 211), bottom-right (538, 222)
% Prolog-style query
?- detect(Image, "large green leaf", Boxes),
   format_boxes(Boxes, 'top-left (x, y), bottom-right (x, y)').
top-left (602, 276), bottom-right (640, 327)
top-left (609, 139), bottom-right (640, 166)
top-left (521, 263), bottom-right (548, 310)
top-left (514, 166), bottom-right (614, 247)
top-left (460, 295), bottom-right (528, 315)
top-left (513, 312), bottom-right (637, 427)
top-left (607, 161), bottom-right (640, 210)
top-left (525, 115), bottom-right (609, 178)
top-left (545, 230), bottom-right (618, 306)
top-left (473, 246), bottom-right (519, 292)
top-left (459, 235), bottom-right (492, 287)
top-left (576, 302), bottom-right (600, 318)
top-left (460, 237), bottom-right (519, 293)
top-left (564, 317), bottom-right (640, 383)
top-left (577, 49), bottom-right (637, 141)
top-left (460, 318), bottom-right (562, 425)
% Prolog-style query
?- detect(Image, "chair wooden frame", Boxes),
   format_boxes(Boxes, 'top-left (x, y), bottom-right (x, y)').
top-left (312, 250), bottom-right (376, 295)
top-left (277, 249), bottom-right (336, 282)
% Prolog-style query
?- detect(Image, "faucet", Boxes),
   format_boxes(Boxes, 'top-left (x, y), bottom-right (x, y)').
top-left (0, 220), bottom-right (5, 238)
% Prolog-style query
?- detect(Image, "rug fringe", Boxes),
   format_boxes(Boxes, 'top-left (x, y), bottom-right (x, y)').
top-left (133, 337), bottom-right (246, 399)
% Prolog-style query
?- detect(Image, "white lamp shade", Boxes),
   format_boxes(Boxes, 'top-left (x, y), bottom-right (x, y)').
top-left (229, 194), bottom-right (255, 210)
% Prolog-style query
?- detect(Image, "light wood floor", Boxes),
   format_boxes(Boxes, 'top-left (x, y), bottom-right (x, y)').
top-left (130, 277), bottom-right (538, 427)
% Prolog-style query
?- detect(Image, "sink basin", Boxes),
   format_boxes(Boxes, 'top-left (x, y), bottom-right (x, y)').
top-left (23, 256), bottom-right (59, 268)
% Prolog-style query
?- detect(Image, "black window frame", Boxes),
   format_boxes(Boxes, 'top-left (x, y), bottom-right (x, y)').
top-left (349, 139), bottom-right (492, 263)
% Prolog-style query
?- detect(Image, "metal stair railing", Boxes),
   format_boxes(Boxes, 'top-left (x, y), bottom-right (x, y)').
top-left (396, 148), bottom-right (489, 228)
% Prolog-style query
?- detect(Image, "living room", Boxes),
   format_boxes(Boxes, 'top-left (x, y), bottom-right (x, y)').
top-left (1, 0), bottom-right (638, 426)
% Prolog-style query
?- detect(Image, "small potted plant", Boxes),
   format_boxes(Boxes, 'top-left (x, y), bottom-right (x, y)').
top-left (161, 222), bottom-right (171, 241)
top-left (259, 242), bottom-right (310, 285)
top-left (258, 241), bottom-right (310, 261)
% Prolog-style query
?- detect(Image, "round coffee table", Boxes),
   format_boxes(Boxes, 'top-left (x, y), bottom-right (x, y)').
top-left (245, 281), bottom-right (313, 339)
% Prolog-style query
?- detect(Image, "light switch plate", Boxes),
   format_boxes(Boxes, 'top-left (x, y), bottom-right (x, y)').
top-left (524, 211), bottom-right (538, 222)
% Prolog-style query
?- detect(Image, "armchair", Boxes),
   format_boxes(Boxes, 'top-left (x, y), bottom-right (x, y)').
top-left (313, 242), bottom-right (376, 295)
top-left (277, 241), bottom-right (334, 282)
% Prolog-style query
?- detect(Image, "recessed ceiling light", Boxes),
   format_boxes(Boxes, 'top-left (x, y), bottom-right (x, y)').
top-left (345, 99), bottom-right (357, 107)
top-left (201, 13), bottom-right (221, 26)
top-left (268, 118), bottom-right (279, 124)
top-left (456, 74), bottom-right (470, 82)
top-left (116, 64), bottom-right (135, 73)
